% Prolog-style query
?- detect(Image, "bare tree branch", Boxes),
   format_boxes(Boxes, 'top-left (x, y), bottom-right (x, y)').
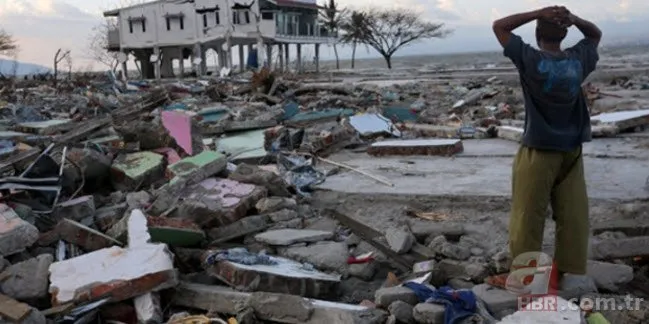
top-left (0, 29), bottom-right (18, 56)
top-left (362, 8), bottom-right (451, 69)
top-left (87, 19), bottom-right (121, 72)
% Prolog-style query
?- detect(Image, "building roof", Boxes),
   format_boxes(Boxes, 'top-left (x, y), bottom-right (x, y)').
top-left (274, 0), bottom-right (319, 9)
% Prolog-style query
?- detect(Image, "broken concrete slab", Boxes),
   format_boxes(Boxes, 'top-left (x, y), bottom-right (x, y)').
top-left (388, 300), bottom-right (414, 323)
top-left (410, 222), bottom-right (466, 241)
top-left (255, 229), bottom-right (334, 246)
top-left (255, 197), bottom-right (298, 214)
top-left (248, 292), bottom-right (314, 323)
top-left (176, 178), bottom-right (267, 228)
top-left (589, 236), bottom-right (649, 259)
top-left (56, 218), bottom-right (123, 251)
top-left (385, 227), bottom-right (415, 254)
top-left (279, 241), bottom-right (349, 274)
top-left (0, 204), bottom-right (39, 256)
top-left (367, 139), bottom-right (464, 157)
top-left (172, 282), bottom-right (386, 324)
top-left (591, 219), bottom-right (649, 237)
top-left (229, 163), bottom-right (291, 197)
top-left (208, 215), bottom-right (270, 244)
top-left (412, 302), bottom-right (445, 324)
top-left (438, 259), bottom-right (489, 282)
top-left (146, 216), bottom-right (205, 247)
top-left (375, 286), bottom-right (419, 307)
top-left (49, 210), bottom-right (178, 305)
top-left (0, 254), bottom-right (53, 302)
top-left (111, 151), bottom-right (165, 191)
top-left (402, 123), bottom-right (461, 139)
top-left (268, 209), bottom-right (300, 223)
top-left (497, 126), bottom-right (523, 142)
top-left (134, 292), bottom-right (163, 324)
top-left (472, 284), bottom-right (518, 314)
top-left (349, 262), bottom-right (377, 281)
top-left (54, 195), bottom-right (95, 222)
top-left (0, 293), bottom-right (45, 324)
top-left (217, 129), bottom-right (268, 163)
top-left (592, 109), bottom-right (649, 131)
top-left (94, 203), bottom-right (128, 232)
top-left (17, 119), bottom-right (73, 135)
top-left (349, 113), bottom-right (401, 138)
top-left (203, 252), bottom-right (340, 298)
top-left (587, 260), bottom-right (634, 292)
top-left (165, 150), bottom-right (227, 187)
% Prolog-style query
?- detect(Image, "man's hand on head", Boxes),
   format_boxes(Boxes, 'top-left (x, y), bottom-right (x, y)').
top-left (538, 6), bottom-right (571, 26)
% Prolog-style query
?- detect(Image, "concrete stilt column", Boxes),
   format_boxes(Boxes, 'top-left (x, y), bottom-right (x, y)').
top-left (284, 44), bottom-right (290, 71)
top-left (226, 37), bottom-right (233, 69)
top-left (296, 43), bottom-right (302, 73)
top-left (315, 43), bottom-right (320, 73)
top-left (178, 48), bottom-right (184, 79)
top-left (121, 50), bottom-right (128, 80)
top-left (266, 44), bottom-right (273, 69)
top-left (278, 43), bottom-right (284, 71)
top-left (200, 49), bottom-right (207, 75)
top-left (153, 46), bottom-right (161, 80)
top-left (239, 44), bottom-right (245, 72)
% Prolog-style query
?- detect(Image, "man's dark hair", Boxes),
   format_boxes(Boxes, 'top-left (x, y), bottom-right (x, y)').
top-left (536, 19), bottom-right (568, 44)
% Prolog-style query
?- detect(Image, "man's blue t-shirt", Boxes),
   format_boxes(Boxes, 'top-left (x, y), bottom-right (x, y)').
top-left (504, 34), bottom-right (599, 151)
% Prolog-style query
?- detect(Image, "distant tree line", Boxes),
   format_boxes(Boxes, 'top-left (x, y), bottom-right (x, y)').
top-left (320, 0), bottom-right (452, 69)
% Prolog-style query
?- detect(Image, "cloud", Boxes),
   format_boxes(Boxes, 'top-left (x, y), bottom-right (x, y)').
top-left (0, 0), bottom-right (100, 68)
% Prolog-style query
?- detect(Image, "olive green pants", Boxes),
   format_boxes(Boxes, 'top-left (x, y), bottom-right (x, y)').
top-left (509, 145), bottom-right (589, 275)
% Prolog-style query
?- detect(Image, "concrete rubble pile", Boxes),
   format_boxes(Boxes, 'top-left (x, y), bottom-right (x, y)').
top-left (0, 68), bottom-right (645, 324)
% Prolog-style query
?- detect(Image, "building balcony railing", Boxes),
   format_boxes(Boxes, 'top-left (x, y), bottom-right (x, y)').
top-left (107, 28), bottom-right (120, 49)
top-left (275, 25), bottom-right (336, 38)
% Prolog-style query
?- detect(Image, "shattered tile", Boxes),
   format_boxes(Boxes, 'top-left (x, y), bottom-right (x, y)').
top-left (111, 152), bottom-right (165, 191)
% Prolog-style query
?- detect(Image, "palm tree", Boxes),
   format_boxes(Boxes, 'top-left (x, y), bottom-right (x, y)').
top-left (319, 0), bottom-right (346, 69)
top-left (340, 10), bottom-right (369, 69)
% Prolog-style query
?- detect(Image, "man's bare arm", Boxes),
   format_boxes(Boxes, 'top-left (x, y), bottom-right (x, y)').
top-left (492, 10), bottom-right (541, 47)
top-left (493, 6), bottom-right (569, 48)
top-left (570, 14), bottom-right (602, 46)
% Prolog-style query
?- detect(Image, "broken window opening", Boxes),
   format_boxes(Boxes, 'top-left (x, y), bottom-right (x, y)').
top-left (261, 11), bottom-right (273, 20)
top-left (142, 21), bottom-right (146, 33)
top-left (215, 11), bottom-right (220, 24)
top-left (233, 11), bottom-right (240, 24)
top-left (129, 21), bottom-right (134, 33)
top-left (244, 11), bottom-right (250, 24)
top-left (180, 17), bottom-right (185, 30)
top-left (166, 17), bottom-right (171, 31)
top-left (203, 14), bottom-right (208, 28)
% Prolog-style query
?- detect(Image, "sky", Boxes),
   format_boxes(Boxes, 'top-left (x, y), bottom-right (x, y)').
top-left (0, 0), bottom-right (647, 70)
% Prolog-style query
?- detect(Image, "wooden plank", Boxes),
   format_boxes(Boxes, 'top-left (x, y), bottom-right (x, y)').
top-left (0, 293), bottom-right (33, 321)
top-left (327, 209), bottom-right (411, 272)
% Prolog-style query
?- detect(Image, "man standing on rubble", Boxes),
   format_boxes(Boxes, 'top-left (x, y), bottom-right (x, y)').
top-left (490, 6), bottom-right (602, 292)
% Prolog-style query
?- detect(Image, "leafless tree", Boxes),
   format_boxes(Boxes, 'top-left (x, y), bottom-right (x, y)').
top-left (0, 29), bottom-right (17, 56)
top-left (320, 0), bottom-right (346, 69)
top-left (53, 49), bottom-right (71, 88)
top-left (362, 9), bottom-right (451, 69)
top-left (87, 19), bottom-right (121, 72)
top-left (64, 54), bottom-right (73, 79)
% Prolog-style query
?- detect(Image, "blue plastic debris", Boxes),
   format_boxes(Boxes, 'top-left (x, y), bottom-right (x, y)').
top-left (282, 101), bottom-right (300, 120)
top-left (382, 106), bottom-right (418, 122)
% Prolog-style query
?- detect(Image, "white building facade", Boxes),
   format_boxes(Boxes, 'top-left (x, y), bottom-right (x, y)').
top-left (104, 0), bottom-right (335, 79)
